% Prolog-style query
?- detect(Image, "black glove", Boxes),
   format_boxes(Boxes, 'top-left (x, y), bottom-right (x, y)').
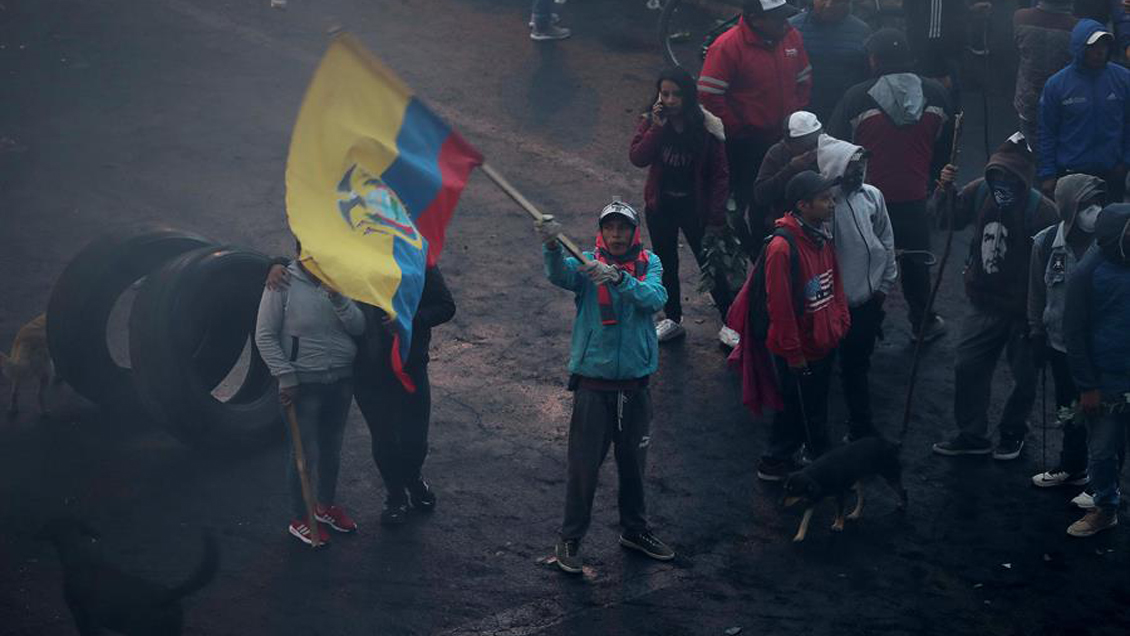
top-left (1029, 333), bottom-right (1049, 369)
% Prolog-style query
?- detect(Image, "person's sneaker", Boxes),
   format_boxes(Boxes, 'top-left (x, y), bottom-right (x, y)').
top-left (912, 315), bottom-right (947, 343)
top-left (554, 539), bottom-right (583, 574)
top-left (530, 24), bottom-right (571, 41)
top-left (656, 318), bottom-right (686, 343)
top-left (1067, 508), bottom-right (1118, 537)
top-left (380, 498), bottom-right (410, 526)
top-left (718, 325), bottom-right (740, 349)
top-left (315, 504), bottom-right (358, 533)
top-left (1072, 491), bottom-right (1097, 510)
top-left (288, 519), bottom-right (330, 546)
top-left (1031, 468), bottom-right (1090, 488)
top-left (992, 437), bottom-right (1025, 461)
top-left (756, 457), bottom-right (801, 482)
top-left (407, 480), bottom-right (436, 512)
top-left (932, 435), bottom-right (992, 456)
top-left (619, 531), bottom-right (675, 561)
top-left (528, 13), bottom-right (561, 28)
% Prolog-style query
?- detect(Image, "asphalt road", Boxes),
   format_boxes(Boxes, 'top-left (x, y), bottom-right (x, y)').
top-left (1, 1), bottom-right (1128, 635)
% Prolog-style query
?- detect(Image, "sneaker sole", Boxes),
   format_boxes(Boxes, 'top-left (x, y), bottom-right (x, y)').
top-left (1032, 475), bottom-right (1090, 488)
top-left (932, 444), bottom-right (992, 456)
top-left (555, 558), bottom-right (583, 574)
top-left (315, 515), bottom-right (358, 533)
top-left (288, 526), bottom-right (329, 546)
top-left (1067, 518), bottom-right (1118, 537)
top-left (530, 33), bottom-right (570, 41)
top-left (619, 536), bottom-right (675, 561)
top-left (992, 447), bottom-right (1024, 461)
top-left (756, 470), bottom-right (787, 482)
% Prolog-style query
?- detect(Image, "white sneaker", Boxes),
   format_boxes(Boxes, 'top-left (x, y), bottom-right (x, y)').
top-left (1072, 491), bottom-right (1096, 510)
top-left (656, 318), bottom-right (685, 342)
top-left (1031, 469), bottom-right (1089, 488)
top-left (718, 325), bottom-right (740, 349)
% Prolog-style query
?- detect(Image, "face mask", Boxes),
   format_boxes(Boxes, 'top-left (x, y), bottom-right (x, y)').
top-left (1075, 204), bottom-right (1101, 233)
top-left (989, 181), bottom-right (1020, 209)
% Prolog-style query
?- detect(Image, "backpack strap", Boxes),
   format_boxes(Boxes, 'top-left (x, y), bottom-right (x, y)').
top-left (1038, 223), bottom-right (1058, 273)
top-left (769, 227), bottom-right (805, 318)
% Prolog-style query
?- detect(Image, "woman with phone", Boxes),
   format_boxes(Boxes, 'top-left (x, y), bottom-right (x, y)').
top-left (629, 67), bottom-right (733, 345)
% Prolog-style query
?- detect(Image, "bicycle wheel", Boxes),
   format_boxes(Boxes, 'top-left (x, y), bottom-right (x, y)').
top-left (658, 0), bottom-right (740, 71)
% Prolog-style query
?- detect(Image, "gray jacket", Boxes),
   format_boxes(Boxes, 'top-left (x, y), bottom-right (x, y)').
top-left (818, 135), bottom-right (898, 308)
top-left (254, 261), bottom-right (366, 388)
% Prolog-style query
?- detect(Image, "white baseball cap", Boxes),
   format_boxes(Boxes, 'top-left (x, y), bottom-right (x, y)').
top-left (1086, 29), bottom-right (1113, 46)
top-left (745, 0), bottom-right (799, 18)
top-left (599, 198), bottom-right (639, 226)
top-left (787, 111), bottom-right (822, 138)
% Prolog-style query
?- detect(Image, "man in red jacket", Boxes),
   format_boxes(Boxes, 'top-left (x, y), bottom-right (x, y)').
top-left (698, 0), bottom-right (811, 253)
top-left (756, 171), bottom-right (852, 481)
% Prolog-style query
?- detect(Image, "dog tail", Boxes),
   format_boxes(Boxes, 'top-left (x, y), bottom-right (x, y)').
top-left (165, 530), bottom-right (219, 602)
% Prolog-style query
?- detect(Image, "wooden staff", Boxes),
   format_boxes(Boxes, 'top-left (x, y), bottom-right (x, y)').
top-left (480, 163), bottom-right (593, 265)
top-left (285, 402), bottom-right (323, 548)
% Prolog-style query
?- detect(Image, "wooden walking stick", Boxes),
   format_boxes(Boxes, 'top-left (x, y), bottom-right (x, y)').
top-left (285, 402), bottom-right (323, 548)
top-left (480, 163), bottom-right (593, 265)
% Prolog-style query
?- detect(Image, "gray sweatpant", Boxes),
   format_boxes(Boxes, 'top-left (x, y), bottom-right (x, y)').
top-left (560, 386), bottom-right (652, 541)
top-left (953, 308), bottom-right (1035, 444)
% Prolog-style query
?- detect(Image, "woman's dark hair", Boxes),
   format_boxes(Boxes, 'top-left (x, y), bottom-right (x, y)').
top-left (650, 67), bottom-right (708, 152)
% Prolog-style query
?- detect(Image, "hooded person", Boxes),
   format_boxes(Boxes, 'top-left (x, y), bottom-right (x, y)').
top-left (1037, 19), bottom-right (1130, 202)
top-left (817, 135), bottom-right (898, 440)
top-left (1062, 204), bottom-right (1130, 537)
top-left (931, 133), bottom-right (1059, 461)
top-left (533, 200), bottom-right (675, 574)
top-left (1027, 174), bottom-right (1104, 490)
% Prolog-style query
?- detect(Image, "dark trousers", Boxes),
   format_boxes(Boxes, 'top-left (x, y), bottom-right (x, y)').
top-left (353, 361), bottom-right (431, 503)
top-left (725, 136), bottom-right (774, 255)
top-left (839, 297), bottom-right (886, 437)
top-left (282, 379), bottom-right (354, 517)
top-left (887, 199), bottom-right (935, 330)
top-left (645, 194), bottom-right (733, 322)
top-left (560, 387), bottom-right (651, 541)
top-left (1047, 348), bottom-right (1089, 474)
top-left (765, 354), bottom-right (835, 462)
top-left (954, 308), bottom-right (1036, 444)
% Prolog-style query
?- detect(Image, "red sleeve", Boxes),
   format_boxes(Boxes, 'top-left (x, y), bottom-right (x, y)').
top-left (794, 34), bottom-right (812, 110)
top-left (706, 135), bottom-right (730, 226)
top-left (699, 40), bottom-right (739, 135)
top-left (629, 116), bottom-right (664, 168)
top-left (764, 237), bottom-right (804, 366)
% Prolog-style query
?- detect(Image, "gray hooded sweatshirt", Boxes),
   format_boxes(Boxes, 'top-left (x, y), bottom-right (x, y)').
top-left (254, 261), bottom-right (366, 389)
top-left (1027, 174), bottom-right (1102, 352)
top-left (817, 135), bottom-right (898, 308)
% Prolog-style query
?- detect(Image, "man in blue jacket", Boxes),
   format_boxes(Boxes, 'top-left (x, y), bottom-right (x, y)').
top-left (1038, 19), bottom-right (1130, 202)
top-left (536, 200), bottom-right (675, 574)
top-left (1062, 203), bottom-right (1130, 537)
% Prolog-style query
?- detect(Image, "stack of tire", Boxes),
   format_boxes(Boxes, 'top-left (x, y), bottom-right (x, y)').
top-left (47, 229), bottom-right (282, 452)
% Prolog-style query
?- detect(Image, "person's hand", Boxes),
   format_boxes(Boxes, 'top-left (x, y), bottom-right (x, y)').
top-left (788, 150), bottom-right (816, 171)
top-left (1040, 177), bottom-right (1057, 197)
top-left (266, 264), bottom-right (291, 291)
top-left (536, 215), bottom-right (563, 248)
top-left (1080, 389), bottom-right (1102, 417)
top-left (582, 260), bottom-right (623, 285)
top-left (936, 163), bottom-right (958, 190)
top-left (1029, 333), bottom-right (1048, 369)
top-left (651, 100), bottom-right (668, 127)
top-left (279, 385), bottom-right (298, 407)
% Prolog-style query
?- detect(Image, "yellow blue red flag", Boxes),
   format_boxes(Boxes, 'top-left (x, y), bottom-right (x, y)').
top-left (285, 33), bottom-right (482, 389)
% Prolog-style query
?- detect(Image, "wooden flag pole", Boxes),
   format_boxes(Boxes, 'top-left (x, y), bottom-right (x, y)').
top-left (285, 403), bottom-right (323, 548)
top-left (480, 163), bottom-right (593, 265)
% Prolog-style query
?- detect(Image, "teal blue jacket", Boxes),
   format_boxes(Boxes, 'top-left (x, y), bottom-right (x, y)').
top-left (544, 246), bottom-right (666, 380)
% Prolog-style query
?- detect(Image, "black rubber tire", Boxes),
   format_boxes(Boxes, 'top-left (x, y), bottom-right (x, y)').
top-left (46, 228), bottom-right (216, 413)
top-left (129, 246), bottom-right (282, 452)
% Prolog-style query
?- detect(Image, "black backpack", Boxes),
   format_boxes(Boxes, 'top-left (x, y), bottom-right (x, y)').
top-left (746, 228), bottom-right (806, 341)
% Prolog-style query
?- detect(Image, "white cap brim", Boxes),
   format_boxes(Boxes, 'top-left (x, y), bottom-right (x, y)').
top-left (1087, 30), bottom-right (1113, 46)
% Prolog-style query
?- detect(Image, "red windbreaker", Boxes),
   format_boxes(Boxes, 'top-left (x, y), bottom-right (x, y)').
top-left (697, 17), bottom-right (812, 143)
top-left (764, 214), bottom-right (850, 366)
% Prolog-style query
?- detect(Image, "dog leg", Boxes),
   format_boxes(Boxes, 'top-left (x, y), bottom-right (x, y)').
top-left (847, 482), bottom-right (865, 520)
top-left (793, 507), bottom-right (815, 542)
top-left (831, 493), bottom-right (845, 532)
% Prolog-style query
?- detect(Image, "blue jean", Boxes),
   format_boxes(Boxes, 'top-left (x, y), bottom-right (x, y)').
top-left (282, 379), bottom-right (354, 518)
top-left (1087, 408), bottom-right (1130, 511)
top-left (531, 0), bottom-right (555, 29)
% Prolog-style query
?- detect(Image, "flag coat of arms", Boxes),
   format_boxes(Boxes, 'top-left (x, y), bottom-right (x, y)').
top-left (285, 34), bottom-right (481, 387)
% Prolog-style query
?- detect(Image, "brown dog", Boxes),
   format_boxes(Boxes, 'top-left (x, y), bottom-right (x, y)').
top-left (1, 313), bottom-right (53, 418)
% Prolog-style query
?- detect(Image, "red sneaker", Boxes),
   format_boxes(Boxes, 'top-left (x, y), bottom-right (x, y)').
top-left (288, 519), bottom-right (330, 546)
top-left (316, 504), bottom-right (358, 533)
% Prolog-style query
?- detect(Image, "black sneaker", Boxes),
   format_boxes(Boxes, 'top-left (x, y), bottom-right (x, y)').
top-left (380, 498), bottom-right (410, 526)
top-left (992, 437), bottom-right (1025, 461)
top-left (757, 457), bottom-right (801, 482)
top-left (407, 480), bottom-right (436, 511)
top-left (554, 539), bottom-right (582, 574)
top-left (530, 24), bottom-right (571, 41)
top-left (619, 531), bottom-right (675, 561)
top-left (932, 435), bottom-right (992, 456)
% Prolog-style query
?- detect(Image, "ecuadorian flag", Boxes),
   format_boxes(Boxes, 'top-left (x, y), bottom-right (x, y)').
top-left (285, 34), bottom-right (482, 390)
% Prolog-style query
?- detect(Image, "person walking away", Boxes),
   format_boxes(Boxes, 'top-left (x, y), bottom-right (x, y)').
top-left (1028, 175), bottom-right (1104, 488)
top-left (530, 0), bottom-right (570, 41)
top-left (255, 243), bottom-right (367, 546)
top-left (1062, 203), bottom-right (1130, 536)
top-left (817, 136), bottom-right (897, 441)
top-left (1013, 1), bottom-right (1077, 149)
top-left (755, 171), bottom-right (851, 481)
top-left (829, 28), bottom-right (953, 343)
top-left (931, 135), bottom-right (1059, 460)
top-left (752, 111), bottom-right (822, 242)
top-left (630, 67), bottom-right (733, 346)
top-left (698, 0), bottom-right (811, 253)
top-left (788, 0), bottom-right (872, 124)
top-left (535, 200), bottom-right (675, 574)
top-left (1038, 20), bottom-right (1130, 203)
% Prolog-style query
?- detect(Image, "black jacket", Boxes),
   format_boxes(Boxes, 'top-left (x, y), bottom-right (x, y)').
top-left (360, 266), bottom-right (456, 372)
